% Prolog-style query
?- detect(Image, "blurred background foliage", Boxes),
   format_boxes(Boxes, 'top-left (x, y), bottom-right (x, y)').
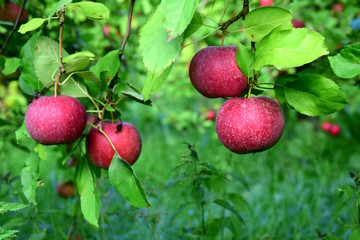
top-left (0, 0), bottom-right (360, 239)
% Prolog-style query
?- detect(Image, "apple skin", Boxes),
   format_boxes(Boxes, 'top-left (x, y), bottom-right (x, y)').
top-left (330, 124), bottom-right (341, 136)
top-left (189, 46), bottom-right (248, 98)
top-left (259, 0), bottom-right (273, 6)
top-left (216, 97), bottom-right (285, 154)
top-left (57, 181), bottom-right (75, 198)
top-left (292, 19), bottom-right (305, 28)
top-left (205, 110), bottom-right (216, 121)
top-left (333, 3), bottom-right (344, 13)
top-left (321, 122), bottom-right (332, 132)
top-left (86, 121), bottom-right (142, 169)
top-left (0, 2), bottom-right (28, 23)
top-left (25, 95), bottom-right (87, 145)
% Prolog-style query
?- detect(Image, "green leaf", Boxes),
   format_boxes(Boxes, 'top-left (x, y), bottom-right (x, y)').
top-left (75, 157), bottom-right (100, 228)
top-left (109, 155), bottom-right (150, 208)
top-left (139, 7), bottom-right (183, 76)
top-left (214, 199), bottom-right (245, 225)
top-left (0, 227), bottom-right (19, 240)
top-left (62, 51), bottom-right (95, 73)
top-left (142, 65), bottom-right (172, 101)
top-left (2, 57), bottom-right (20, 75)
top-left (47, 0), bottom-right (72, 21)
top-left (15, 122), bottom-right (30, 143)
top-left (33, 36), bottom-right (68, 86)
top-left (18, 18), bottom-right (46, 34)
top-left (70, 2), bottom-right (110, 20)
top-left (0, 202), bottom-right (28, 214)
top-left (328, 42), bottom-right (360, 79)
top-left (122, 91), bottom-right (152, 106)
top-left (274, 74), bottom-right (297, 105)
top-left (105, 104), bottom-right (115, 112)
top-left (90, 50), bottom-right (119, 87)
top-left (19, 76), bottom-right (35, 95)
top-left (254, 28), bottom-right (328, 70)
top-left (21, 151), bottom-right (40, 204)
top-left (74, 71), bottom-right (103, 87)
top-left (160, 0), bottom-right (198, 39)
top-left (34, 143), bottom-right (47, 160)
top-left (20, 33), bottom-right (41, 92)
top-left (236, 43), bottom-right (254, 77)
top-left (184, 11), bottom-right (203, 38)
top-left (244, 7), bottom-right (293, 42)
top-left (60, 78), bottom-right (89, 98)
top-left (284, 74), bottom-right (347, 116)
top-left (350, 230), bottom-right (360, 240)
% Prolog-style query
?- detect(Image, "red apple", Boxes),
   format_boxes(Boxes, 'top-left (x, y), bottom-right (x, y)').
top-left (86, 121), bottom-right (142, 169)
top-left (333, 3), bottom-right (344, 12)
top-left (259, 0), bottom-right (273, 6)
top-left (0, 2), bottom-right (28, 23)
top-left (103, 24), bottom-right (111, 37)
top-left (321, 122), bottom-right (332, 132)
top-left (205, 110), bottom-right (216, 121)
top-left (189, 46), bottom-right (248, 98)
top-left (292, 19), bottom-right (305, 28)
top-left (57, 181), bottom-right (75, 198)
top-left (25, 95), bottom-right (87, 145)
top-left (330, 124), bottom-right (341, 136)
top-left (216, 97), bottom-right (285, 154)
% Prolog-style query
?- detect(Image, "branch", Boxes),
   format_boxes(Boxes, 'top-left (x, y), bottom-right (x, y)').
top-left (219, 0), bottom-right (249, 32)
top-left (118, 0), bottom-right (135, 61)
top-left (54, 6), bottom-right (66, 97)
top-left (0, 0), bottom-right (28, 55)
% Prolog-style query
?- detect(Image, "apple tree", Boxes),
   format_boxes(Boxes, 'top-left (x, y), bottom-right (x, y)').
top-left (0, 0), bottom-right (359, 238)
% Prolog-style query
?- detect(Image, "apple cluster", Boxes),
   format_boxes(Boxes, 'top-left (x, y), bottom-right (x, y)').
top-left (189, 46), bottom-right (285, 154)
top-left (25, 95), bottom-right (142, 169)
top-left (321, 122), bottom-right (341, 136)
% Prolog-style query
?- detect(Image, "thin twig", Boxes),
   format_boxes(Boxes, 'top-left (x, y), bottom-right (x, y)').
top-left (119, 0), bottom-right (135, 61)
top-left (54, 6), bottom-right (66, 97)
top-left (0, 0), bottom-right (28, 55)
top-left (219, 0), bottom-right (249, 32)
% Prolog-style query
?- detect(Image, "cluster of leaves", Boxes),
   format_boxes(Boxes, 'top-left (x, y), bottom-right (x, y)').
top-left (235, 7), bottom-right (348, 116)
top-left (0, 202), bottom-right (28, 239)
top-left (164, 144), bottom-right (247, 238)
top-left (9, 1), bottom-right (151, 228)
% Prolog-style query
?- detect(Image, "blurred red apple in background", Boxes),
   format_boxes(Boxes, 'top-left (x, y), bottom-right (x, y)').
top-left (0, 2), bottom-right (28, 23)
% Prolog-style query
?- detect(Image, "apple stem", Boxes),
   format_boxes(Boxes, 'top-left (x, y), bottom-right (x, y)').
top-left (0, 0), bottom-right (28, 55)
top-left (93, 123), bottom-right (122, 159)
top-left (54, 6), bottom-right (66, 98)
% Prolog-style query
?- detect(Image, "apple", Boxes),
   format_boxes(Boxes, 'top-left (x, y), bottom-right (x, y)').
top-left (330, 124), bottom-right (341, 136)
top-left (259, 0), bottom-right (273, 6)
top-left (205, 110), bottom-right (216, 121)
top-left (321, 122), bottom-right (332, 132)
top-left (86, 121), bottom-right (142, 169)
top-left (103, 24), bottom-right (111, 37)
top-left (0, 2), bottom-right (28, 23)
top-left (216, 97), bottom-right (285, 154)
top-left (57, 181), bottom-right (75, 198)
top-left (25, 95), bottom-right (87, 145)
top-left (189, 46), bottom-right (248, 98)
top-left (333, 3), bottom-right (344, 13)
top-left (292, 19), bottom-right (305, 28)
